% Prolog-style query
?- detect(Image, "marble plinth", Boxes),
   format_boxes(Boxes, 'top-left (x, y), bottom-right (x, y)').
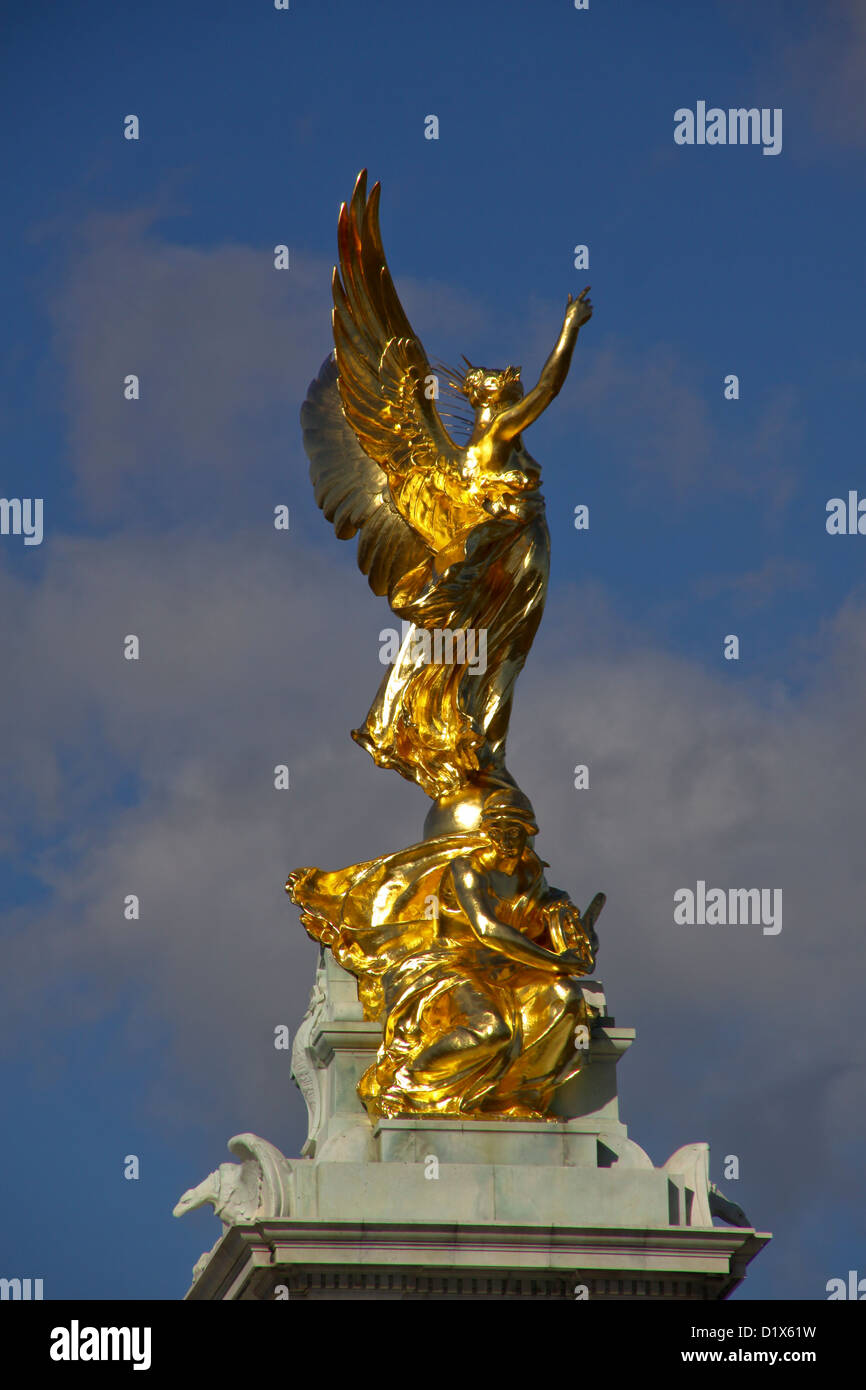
top-left (175, 952), bottom-right (770, 1300)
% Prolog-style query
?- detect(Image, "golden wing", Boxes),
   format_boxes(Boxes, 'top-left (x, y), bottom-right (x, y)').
top-left (301, 353), bottom-right (429, 600)
top-left (302, 171), bottom-right (493, 596)
top-left (333, 170), bottom-right (465, 485)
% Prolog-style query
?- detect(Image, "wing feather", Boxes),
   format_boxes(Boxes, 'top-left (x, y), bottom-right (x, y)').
top-left (300, 172), bottom-right (487, 603)
top-left (300, 355), bottom-right (428, 599)
top-left (332, 170), bottom-right (463, 482)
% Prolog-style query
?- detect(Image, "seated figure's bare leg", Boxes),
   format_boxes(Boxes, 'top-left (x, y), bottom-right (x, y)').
top-left (411, 982), bottom-right (511, 1073)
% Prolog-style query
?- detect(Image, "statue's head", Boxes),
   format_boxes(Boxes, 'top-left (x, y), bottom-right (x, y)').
top-left (461, 364), bottom-right (523, 412)
top-left (480, 787), bottom-right (539, 862)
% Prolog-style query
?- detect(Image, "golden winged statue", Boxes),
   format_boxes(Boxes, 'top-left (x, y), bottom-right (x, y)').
top-left (287, 171), bottom-right (605, 1121)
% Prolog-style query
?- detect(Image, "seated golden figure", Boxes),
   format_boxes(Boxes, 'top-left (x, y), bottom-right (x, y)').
top-left (287, 780), bottom-right (604, 1121)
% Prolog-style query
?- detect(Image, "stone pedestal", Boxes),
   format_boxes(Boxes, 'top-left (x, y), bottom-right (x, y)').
top-left (177, 952), bottom-right (770, 1300)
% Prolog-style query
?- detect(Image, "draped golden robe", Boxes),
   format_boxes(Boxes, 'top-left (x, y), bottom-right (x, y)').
top-left (288, 828), bottom-right (595, 1121)
top-left (352, 494), bottom-right (549, 799)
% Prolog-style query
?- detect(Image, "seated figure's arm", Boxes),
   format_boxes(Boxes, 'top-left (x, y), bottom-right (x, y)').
top-left (451, 858), bottom-right (575, 973)
top-left (488, 289), bottom-right (592, 446)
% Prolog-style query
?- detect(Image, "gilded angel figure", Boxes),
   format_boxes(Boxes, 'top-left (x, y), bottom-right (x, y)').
top-left (288, 171), bottom-right (604, 1120)
top-left (300, 170), bottom-right (593, 799)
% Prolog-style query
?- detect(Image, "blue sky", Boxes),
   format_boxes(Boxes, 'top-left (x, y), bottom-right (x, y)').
top-left (1, 0), bottom-right (865, 1300)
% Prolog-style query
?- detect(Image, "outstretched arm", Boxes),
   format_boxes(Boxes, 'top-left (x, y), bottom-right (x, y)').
top-left (488, 287), bottom-right (592, 446)
top-left (451, 858), bottom-right (586, 974)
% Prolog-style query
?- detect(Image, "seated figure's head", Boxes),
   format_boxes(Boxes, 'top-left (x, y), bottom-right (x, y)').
top-left (480, 789), bottom-right (538, 862)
